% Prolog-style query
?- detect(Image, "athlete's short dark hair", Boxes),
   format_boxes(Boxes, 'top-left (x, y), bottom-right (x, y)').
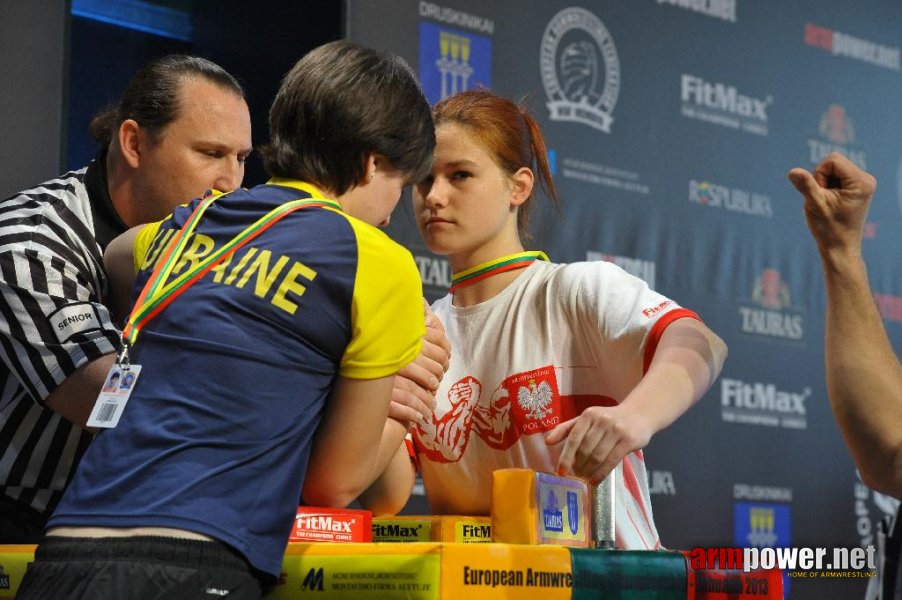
top-left (260, 40), bottom-right (435, 195)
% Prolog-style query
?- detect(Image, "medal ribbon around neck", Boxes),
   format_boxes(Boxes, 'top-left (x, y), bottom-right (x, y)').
top-left (123, 191), bottom-right (341, 345)
top-left (449, 251), bottom-right (549, 293)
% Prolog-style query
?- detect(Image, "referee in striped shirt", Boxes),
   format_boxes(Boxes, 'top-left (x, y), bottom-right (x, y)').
top-left (0, 54), bottom-right (252, 542)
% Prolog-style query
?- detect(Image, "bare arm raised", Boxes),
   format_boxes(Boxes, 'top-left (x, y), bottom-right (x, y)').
top-left (788, 152), bottom-right (902, 495)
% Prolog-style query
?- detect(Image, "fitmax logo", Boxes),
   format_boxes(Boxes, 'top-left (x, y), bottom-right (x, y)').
top-left (681, 74), bottom-right (771, 121)
top-left (373, 523), bottom-right (424, 538)
top-left (296, 516), bottom-right (354, 532)
top-left (721, 378), bottom-right (808, 414)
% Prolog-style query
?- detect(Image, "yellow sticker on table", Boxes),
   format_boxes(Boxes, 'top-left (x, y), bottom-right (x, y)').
top-left (0, 544), bottom-right (36, 599)
top-left (441, 543), bottom-right (573, 599)
top-left (270, 543), bottom-right (442, 599)
top-left (450, 517), bottom-right (491, 543)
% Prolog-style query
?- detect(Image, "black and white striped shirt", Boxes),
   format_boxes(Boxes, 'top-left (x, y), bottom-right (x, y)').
top-left (0, 157), bottom-right (126, 517)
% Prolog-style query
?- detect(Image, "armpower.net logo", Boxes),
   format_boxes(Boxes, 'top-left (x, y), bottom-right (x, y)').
top-left (688, 546), bottom-right (877, 579)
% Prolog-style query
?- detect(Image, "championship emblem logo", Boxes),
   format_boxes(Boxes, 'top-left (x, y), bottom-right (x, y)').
top-left (540, 7), bottom-right (620, 133)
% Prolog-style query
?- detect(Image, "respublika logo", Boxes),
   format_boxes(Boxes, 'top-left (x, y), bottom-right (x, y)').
top-left (807, 104), bottom-right (868, 169)
top-left (689, 179), bottom-right (773, 218)
top-left (649, 470), bottom-right (677, 496)
top-left (738, 270), bottom-right (805, 343)
top-left (721, 377), bottom-right (809, 429)
top-left (419, 19), bottom-right (491, 105)
top-left (680, 74), bottom-right (771, 136)
top-left (541, 7), bottom-right (620, 133)
top-left (804, 23), bottom-right (900, 71)
top-left (656, 0), bottom-right (737, 22)
top-left (586, 251), bottom-right (656, 288)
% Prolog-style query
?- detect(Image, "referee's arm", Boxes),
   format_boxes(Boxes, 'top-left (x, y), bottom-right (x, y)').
top-left (44, 354), bottom-right (116, 428)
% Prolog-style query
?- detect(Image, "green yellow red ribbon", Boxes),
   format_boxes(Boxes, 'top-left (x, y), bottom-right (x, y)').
top-left (123, 190), bottom-right (340, 345)
top-left (449, 251), bottom-right (549, 293)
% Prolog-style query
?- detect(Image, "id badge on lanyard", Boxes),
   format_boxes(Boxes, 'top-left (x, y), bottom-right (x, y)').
top-left (87, 339), bottom-right (142, 429)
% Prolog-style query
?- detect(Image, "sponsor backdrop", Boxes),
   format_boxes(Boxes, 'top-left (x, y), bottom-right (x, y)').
top-left (347, 1), bottom-right (902, 598)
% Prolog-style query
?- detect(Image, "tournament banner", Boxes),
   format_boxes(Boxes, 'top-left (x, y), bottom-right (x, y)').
top-left (345, 2), bottom-right (902, 598)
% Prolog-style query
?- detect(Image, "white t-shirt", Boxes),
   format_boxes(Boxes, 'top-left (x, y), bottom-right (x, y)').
top-left (412, 260), bottom-right (699, 550)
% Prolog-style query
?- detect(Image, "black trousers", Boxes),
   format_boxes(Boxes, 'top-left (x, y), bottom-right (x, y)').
top-left (0, 493), bottom-right (47, 543)
top-left (16, 536), bottom-right (269, 600)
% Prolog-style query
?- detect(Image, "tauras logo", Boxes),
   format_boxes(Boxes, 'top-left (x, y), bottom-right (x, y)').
top-left (542, 489), bottom-right (564, 532)
top-left (739, 307), bottom-right (803, 340)
top-left (739, 270), bottom-right (804, 342)
top-left (415, 254), bottom-right (451, 288)
top-left (681, 74), bottom-right (771, 121)
top-left (721, 378), bottom-right (808, 415)
top-left (808, 105), bottom-right (868, 169)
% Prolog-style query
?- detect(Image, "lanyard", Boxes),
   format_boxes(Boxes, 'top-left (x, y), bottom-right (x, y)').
top-left (449, 251), bottom-right (549, 293)
top-left (122, 192), bottom-right (340, 345)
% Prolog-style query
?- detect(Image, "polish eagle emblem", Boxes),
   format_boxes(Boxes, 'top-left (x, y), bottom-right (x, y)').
top-left (517, 379), bottom-right (553, 420)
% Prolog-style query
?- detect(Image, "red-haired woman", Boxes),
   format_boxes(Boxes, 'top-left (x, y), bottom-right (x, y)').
top-left (406, 89), bottom-right (727, 549)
